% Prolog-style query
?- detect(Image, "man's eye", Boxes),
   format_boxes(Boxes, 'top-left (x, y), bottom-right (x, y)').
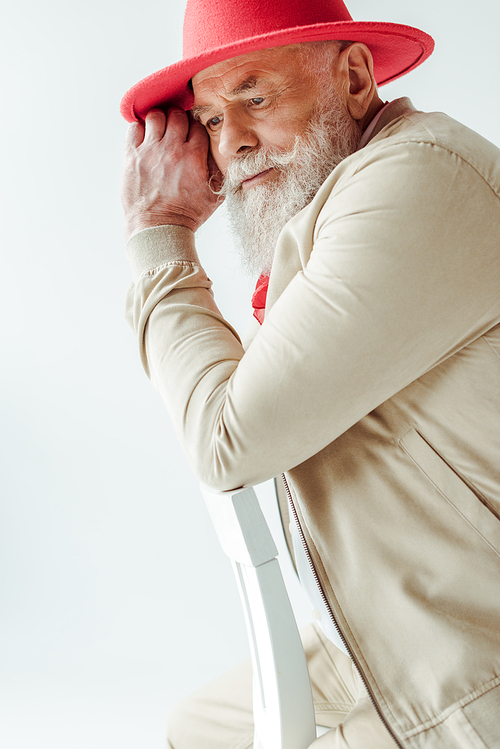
top-left (249, 97), bottom-right (265, 106)
top-left (206, 115), bottom-right (223, 130)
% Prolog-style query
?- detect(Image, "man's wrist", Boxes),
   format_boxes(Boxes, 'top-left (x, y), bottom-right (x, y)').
top-left (126, 225), bottom-right (200, 280)
top-left (125, 212), bottom-right (201, 243)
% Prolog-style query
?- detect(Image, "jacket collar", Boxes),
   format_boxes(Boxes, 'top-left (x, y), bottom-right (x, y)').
top-left (363, 97), bottom-right (417, 145)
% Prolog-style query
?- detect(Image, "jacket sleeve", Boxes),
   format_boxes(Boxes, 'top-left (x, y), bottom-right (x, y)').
top-left (125, 139), bottom-right (500, 491)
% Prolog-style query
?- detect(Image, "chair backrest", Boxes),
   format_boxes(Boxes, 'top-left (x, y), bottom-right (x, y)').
top-left (201, 483), bottom-right (317, 749)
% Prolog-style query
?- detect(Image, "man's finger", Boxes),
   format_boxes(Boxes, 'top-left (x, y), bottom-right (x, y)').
top-left (208, 151), bottom-right (224, 194)
top-left (125, 120), bottom-right (145, 150)
top-left (143, 109), bottom-right (167, 143)
top-left (163, 107), bottom-right (190, 145)
top-left (187, 118), bottom-right (210, 147)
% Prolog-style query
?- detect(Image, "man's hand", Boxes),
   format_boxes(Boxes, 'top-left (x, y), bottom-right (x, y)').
top-left (121, 108), bottom-right (223, 241)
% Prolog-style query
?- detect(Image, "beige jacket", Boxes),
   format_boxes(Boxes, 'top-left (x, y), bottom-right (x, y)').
top-left (126, 99), bottom-right (500, 748)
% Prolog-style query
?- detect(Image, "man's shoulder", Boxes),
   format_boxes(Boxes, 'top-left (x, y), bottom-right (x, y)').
top-left (282, 99), bottom-right (500, 251)
top-left (367, 103), bottom-right (500, 192)
top-left (307, 101), bottom-right (500, 211)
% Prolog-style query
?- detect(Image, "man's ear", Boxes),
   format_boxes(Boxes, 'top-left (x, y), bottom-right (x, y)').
top-left (339, 43), bottom-right (377, 122)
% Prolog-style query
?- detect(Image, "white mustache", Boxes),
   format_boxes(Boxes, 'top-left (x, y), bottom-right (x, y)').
top-left (217, 145), bottom-right (299, 196)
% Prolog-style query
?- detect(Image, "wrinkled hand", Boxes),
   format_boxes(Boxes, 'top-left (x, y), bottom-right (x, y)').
top-left (121, 108), bottom-right (223, 241)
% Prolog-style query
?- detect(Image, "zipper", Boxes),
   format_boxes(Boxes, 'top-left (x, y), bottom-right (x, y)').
top-left (281, 473), bottom-right (404, 749)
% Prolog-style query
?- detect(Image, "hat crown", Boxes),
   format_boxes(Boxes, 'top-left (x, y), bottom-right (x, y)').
top-left (120, 0), bottom-right (434, 123)
top-left (183, 0), bottom-right (353, 57)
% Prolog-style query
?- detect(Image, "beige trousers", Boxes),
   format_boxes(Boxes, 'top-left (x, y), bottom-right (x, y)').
top-left (166, 623), bottom-right (397, 749)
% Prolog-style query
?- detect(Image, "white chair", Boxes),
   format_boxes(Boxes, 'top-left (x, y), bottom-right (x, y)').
top-left (201, 483), bottom-right (330, 749)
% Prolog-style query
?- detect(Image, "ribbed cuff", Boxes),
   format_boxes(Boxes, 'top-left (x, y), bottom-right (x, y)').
top-left (126, 225), bottom-right (199, 281)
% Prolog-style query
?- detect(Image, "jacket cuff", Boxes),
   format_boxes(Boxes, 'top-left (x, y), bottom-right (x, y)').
top-left (126, 225), bottom-right (199, 281)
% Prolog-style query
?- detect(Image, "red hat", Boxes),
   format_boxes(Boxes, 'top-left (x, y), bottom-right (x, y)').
top-left (120, 0), bottom-right (434, 123)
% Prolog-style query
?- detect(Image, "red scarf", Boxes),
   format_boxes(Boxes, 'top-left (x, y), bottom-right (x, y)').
top-left (251, 274), bottom-right (269, 324)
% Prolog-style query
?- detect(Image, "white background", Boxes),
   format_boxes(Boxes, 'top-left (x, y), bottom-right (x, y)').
top-left (1, 1), bottom-right (499, 747)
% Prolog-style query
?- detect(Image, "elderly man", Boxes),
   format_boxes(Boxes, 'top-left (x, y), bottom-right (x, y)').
top-left (121, 0), bottom-right (500, 747)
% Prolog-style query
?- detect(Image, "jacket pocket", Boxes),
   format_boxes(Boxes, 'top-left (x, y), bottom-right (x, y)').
top-left (399, 428), bottom-right (500, 558)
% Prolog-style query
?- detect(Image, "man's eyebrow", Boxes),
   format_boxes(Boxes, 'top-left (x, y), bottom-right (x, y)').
top-left (229, 75), bottom-right (258, 96)
top-left (191, 76), bottom-right (260, 121)
top-left (191, 104), bottom-right (211, 122)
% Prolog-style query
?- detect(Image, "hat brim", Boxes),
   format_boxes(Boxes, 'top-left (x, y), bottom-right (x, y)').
top-left (120, 21), bottom-right (434, 122)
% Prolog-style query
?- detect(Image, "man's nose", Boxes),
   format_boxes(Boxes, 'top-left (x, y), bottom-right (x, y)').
top-left (217, 110), bottom-right (259, 160)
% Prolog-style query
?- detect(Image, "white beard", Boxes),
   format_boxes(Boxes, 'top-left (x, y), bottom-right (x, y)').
top-left (219, 93), bottom-right (361, 276)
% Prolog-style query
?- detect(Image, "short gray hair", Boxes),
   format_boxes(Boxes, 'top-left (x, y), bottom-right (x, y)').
top-left (294, 40), bottom-right (353, 78)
